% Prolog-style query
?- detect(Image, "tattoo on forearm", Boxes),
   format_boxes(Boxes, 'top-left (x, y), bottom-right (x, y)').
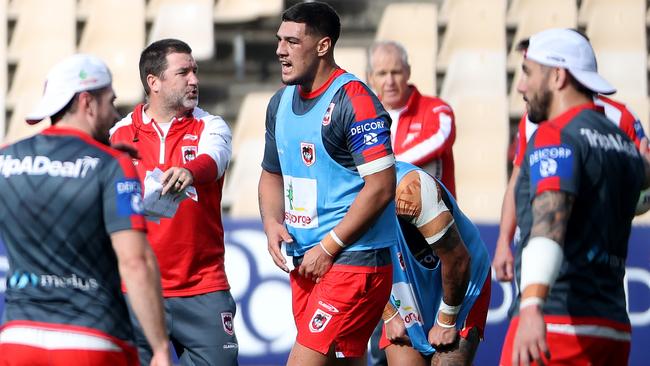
top-left (435, 227), bottom-right (470, 306)
top-left (530, 191), bottom-right (574, 244)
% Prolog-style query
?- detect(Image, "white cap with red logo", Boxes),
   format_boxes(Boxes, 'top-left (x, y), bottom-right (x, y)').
top-left (526, 28), bottom-right (616, 95)
top-left (26, 54), bottom-right (112, 124)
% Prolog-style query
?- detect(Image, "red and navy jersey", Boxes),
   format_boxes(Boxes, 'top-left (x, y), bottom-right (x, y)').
top-left (0, 126), bottom-right (146, 342)
top-left (262, 68), bottom-right (394, 176)
top-left (513, 95), bottom-right (646, 167)
top-left (514, 103), bottom-right (645, 327)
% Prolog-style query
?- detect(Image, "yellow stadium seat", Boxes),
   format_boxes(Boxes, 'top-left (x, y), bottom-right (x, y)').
top-left (78, 0), bottom-right (146, 107)
top-left (6, 0), bottom-right (75, 107)
top-left (437, 0), bottom-right (506, 73)
top-left (440, 51), bottom-right (508, 222)
top-left (335, 47), bottom-right (367, 82)
top-left (3, 96), bottom-right (50, 145)
top-left (223, 139), bottom-right (265, 218)
top-left (148, 0), bottom-right (215, 61)
top-left (506, 0), bottom-right (577, 71)
top-left (231, 91), bottom-right (274, 161)
top-left (376, 3), bottom-right (437, 96)
top-left (214, 0), bottom-right (283, 23)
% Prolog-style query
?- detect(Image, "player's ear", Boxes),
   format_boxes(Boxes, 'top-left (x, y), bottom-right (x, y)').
top-left (317, 36), bottom-right (332, 57)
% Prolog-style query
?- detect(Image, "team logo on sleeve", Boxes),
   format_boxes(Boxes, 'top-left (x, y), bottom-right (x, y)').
top-left (221, 312), bottom-right (234, 335)
top-left (309, 309), bottom-right (332, 333)
top-left (115, 178), bottom-right (144, 216)
top-left (182, 146), bottom-right (197, 163)
top-left (322, 102), bottom-right (335, 126)
top-left (300, 142), bottom-right (315, 167)
top-left (529, 144), bottom-right (573, 186)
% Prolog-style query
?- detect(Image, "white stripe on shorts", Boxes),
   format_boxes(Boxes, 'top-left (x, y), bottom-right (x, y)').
top-left (0, 326), bottom-right (121, 351)
top-left (546, 323), bottom-right (631, 342)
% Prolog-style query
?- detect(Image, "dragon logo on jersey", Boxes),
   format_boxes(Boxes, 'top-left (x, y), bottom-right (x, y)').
top-left (309, 309), bottom-right (332, 333)
top-left (182, 146), bottom-right (197, 163)
top-left (322, 103), bottom-right (335, 126)
top-left (221, 312), bottom-right (234, 335)
top-left (301, 142), bottom-right (315, 167)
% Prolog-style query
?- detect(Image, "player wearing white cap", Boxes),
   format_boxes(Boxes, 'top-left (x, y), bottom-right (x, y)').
top-left (500, 28), bottom-right (650, 366)
top-left (0, 54), bottom-right (171, 365)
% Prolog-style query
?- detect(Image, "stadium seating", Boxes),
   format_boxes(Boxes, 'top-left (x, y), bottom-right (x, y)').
top-left (506, 0), bottom-right (577, 71)
top-left (3, 95), bottom-right (50, 144)
top-left (78, 0), bottom-right (146, 107)
top-left (148, 0), bottom-right (215, 61)
top-left (375, 2), bottom-right (437, 95)
top-left (231, 91), bottom-right (274, 161)
top-left (214, 0), bottom-right (283, 23)
top-left (223, 139), bottom-right (265, 218)
top-left (437, 0), bottom-right (506, 73)
top-left (6, 0), bottom-right (76, 108)
top-left (335, 47), bottom-right (367, 81)
top-left (0, 0), bottom-right (6, 141)
top-left (440, 51), bottom-right (508, 222)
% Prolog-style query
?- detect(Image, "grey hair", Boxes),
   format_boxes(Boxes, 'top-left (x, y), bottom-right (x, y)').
top-left (367, 40), bottom-right (410, 74)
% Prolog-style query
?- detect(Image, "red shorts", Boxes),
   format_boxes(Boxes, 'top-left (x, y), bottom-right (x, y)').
top-left (379, 271), bottom-right (491, 349)
top-left (0, 321), bottom-right (139, 366)
top-left (499, 316), bottom-right (631, 366)
top-left (291, 264), bottom-right (392, 358)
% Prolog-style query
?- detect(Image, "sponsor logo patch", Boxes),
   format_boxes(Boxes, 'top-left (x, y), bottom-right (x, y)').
top-left (182, 146), bottom-right (198, 163)
top-left (0, 155), bottom-right (99, 178)
top-left (183, 134), bottom-right (199, 141)
top-left (115, 178), bottom-right (144, 216)
top-left (309, 309), bottom-right (332, 333)
top-left (301, 142), bottom-right (315, 167)
top-left (318, 300), bottom-right (339, 313)
top-left (221, 312), bottom-right (234, 335)
top-left (528, 144), bottom-right (574, 186)
top-left (284, 177), bottom-right (318, 228)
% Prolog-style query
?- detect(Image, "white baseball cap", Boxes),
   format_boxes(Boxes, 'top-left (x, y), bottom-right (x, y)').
top-left (525, 28), bottom-right (616, 95)
top-left (26, 54), bottom-right (112, 124)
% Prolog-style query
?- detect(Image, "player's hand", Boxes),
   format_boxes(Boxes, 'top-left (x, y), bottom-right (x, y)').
top-left (493, 238), bottom-right (514, 282)
top-left (428, 322), bottom-right (458, 349)
top-left (161, 167), bottom-right (194, 195)
top-left (385, 314), bottom-right (410, 346)
top-left (264, 221), bottom-right (292, 273)
top-left (512, 305), bottom-right (550, 366)
top-left (299, 244), bottom-right (334, 282)
top-left (149, 344), bottom-right (172, 366)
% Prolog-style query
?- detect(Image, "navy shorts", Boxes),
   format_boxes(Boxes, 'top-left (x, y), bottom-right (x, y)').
top-left (126, 290), bottom-right (238, 366)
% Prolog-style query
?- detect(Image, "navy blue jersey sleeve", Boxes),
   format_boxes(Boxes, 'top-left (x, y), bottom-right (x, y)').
top-left (102, 153), bottom-right (147, 234)
top-left (527, 125), bottom-right (581, 199)
top-left (261, 88), bottom-right (284, 173)
top-left (325, 80), bottom-right (394, 177)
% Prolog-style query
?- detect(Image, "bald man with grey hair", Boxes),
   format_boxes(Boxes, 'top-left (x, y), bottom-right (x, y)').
top-left (367, 40), bottom-right (458, 196)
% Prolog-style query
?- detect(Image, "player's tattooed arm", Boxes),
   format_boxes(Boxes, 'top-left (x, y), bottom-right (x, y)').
top-left (530, 191), bottom-right (575, 244)
top-left (432, 225), bottom-right (470, 308)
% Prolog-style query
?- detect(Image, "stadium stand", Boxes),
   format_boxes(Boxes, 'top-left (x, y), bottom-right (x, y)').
top-left (440, 50), bottom-right (508, 222)
top-left (375, 2), bottom-right (437, 95)
top-left (224, 139), bottom-right (266, 218)
top-left (0, 0), bottom-right (649, 224)
top-left (437, 0), bottom-right (507, 73)
top-left (6, 0), bottom-right (76, 109)
top-left (148, 0), bottom-right (215, 61)
top-left (78, 0), bottom-right (145, 107)
top-left (334, 47), bottom-right (368, 81)
top-left (0, 0), bottom-right (5, 141)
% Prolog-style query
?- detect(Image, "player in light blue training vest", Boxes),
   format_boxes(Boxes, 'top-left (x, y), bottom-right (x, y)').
top-left (378, 162), bottom-right (491, 365)
top-left (259, 2), bottom-right (398, 364)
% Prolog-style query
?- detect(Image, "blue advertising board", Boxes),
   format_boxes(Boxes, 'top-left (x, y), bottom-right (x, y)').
top-left (1, 221), bottom-right (648, 365)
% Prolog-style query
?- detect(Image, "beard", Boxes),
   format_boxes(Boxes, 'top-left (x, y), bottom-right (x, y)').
top-left (526, 87), bottom-right (552, 124)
